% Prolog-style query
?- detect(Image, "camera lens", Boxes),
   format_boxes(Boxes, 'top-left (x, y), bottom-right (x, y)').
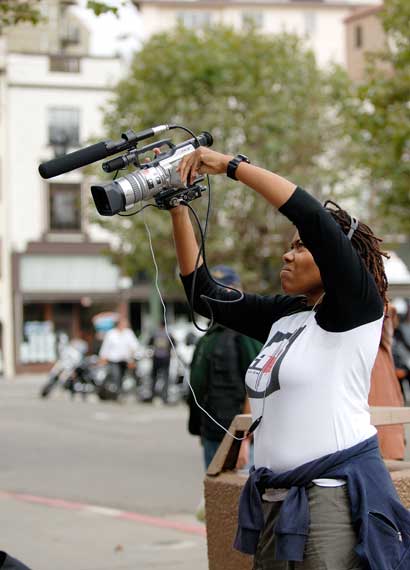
top-left (91, 182), bottom-right (125, 216)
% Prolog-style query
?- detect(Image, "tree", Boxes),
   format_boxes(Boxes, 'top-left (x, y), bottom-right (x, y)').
top-left (340, 0), bottom-right (410, 233)
top-left (93, 25), bottom-right (349, 293)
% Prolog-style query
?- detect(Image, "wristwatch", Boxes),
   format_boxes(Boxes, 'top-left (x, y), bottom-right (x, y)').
top-left (227, 154), bottom-right (250, 180)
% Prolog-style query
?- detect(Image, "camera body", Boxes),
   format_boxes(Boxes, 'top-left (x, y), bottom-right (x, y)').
top-left (91, 132), bottom-right (213, 216)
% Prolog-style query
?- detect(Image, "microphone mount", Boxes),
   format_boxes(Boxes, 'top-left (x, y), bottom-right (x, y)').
top-left (102, 138), bottom-right (175, 173)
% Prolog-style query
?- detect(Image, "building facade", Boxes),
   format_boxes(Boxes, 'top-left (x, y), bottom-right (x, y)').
top-left (134, 0), bottom-right (381, 68)
top-left (344, 5), bottom-right (391, 81)
top-left (0, 0), bottom-right (149, 377)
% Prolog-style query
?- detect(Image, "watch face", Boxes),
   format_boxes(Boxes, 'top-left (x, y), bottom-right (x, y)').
top-left (237, 154), bottom-right (249, 163)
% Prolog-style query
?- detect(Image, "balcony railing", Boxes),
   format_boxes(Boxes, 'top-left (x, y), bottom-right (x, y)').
top-left (49, 55), bottom-right (80, 73)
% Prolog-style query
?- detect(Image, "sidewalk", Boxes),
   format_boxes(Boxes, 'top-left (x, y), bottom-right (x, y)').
top-left (0, 374), bottom-right (208, 570)
top-left (0, 490), bottom-right (207, 570)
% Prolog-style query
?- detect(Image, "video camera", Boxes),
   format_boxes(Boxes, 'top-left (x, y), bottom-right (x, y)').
top-left (39, 125), bottom-right (213, 215)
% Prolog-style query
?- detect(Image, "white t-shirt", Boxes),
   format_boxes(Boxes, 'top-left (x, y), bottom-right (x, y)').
top-left (245, 309), bottom-right (381, 476)
top-left (99, 328), bottom-right (139, 362)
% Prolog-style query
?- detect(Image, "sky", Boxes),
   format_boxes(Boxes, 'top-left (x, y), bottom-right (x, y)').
top-left (385, 252), bottom-right (410, 285)
top-left (71, 0), bottom-right (142, 58)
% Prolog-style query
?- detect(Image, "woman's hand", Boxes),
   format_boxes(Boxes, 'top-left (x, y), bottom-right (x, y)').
top-left (177, 147), bottom-right (232, 186)
top-left (235, 438), bottom-right (250, 470)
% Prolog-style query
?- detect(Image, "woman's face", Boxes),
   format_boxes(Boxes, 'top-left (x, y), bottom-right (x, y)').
top-left (280, 232), bottom-right (324, 303)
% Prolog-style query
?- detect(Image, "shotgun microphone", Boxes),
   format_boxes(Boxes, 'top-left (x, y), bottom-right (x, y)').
top-left (39, 141), bottom-right (112, 179)
top-left (38, 125), bottom-right (171, 179)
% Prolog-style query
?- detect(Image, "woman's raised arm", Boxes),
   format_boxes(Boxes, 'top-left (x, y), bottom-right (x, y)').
top-left (177, 147), bottom-right (297, 210)
top-left (170, 205), bottom-right (203, 277)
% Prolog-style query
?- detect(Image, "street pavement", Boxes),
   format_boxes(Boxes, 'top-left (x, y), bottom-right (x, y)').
top-left (3, 374), bottom-right (408, 570)
top-left (0, 375), bottom-right (208, 570)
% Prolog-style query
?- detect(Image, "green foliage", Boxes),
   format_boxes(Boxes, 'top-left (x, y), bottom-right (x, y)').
top-left (95, 25), bottom-right (349, 293)
top-left (86, 1), bottom-right (120, 17)
top-left (340, 0), bottom-right (410, 233)
top-left (382, 0), bottom-right (410, 66)
top-left (0, 0), bottom-right (44, 27)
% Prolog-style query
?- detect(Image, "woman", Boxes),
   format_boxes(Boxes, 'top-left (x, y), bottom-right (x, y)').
top-left (170, 147), bottom-right (410, 569)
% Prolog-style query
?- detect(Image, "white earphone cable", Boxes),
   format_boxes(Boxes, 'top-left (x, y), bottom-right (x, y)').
top-left (142, 210), bottom-right (247, 441)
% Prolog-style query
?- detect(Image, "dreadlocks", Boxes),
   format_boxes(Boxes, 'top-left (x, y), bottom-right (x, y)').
top-left (324, 200), bottom-right (389, 308)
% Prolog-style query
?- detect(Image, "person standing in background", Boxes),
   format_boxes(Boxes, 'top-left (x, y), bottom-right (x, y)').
top-left (99, 316), bottom-right (139, 399)
top-left (369, 304), bottom-right (405, 460)
top-left (393, 302), bottom-right (410, 400)
top-left (147, 322), bottom-right (175, 404)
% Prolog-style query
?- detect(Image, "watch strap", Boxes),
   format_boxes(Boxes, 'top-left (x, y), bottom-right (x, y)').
top-left (227, 154), bottom-right (250, 180)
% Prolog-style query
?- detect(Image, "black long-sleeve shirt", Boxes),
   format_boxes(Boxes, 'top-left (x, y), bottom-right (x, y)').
top-left (181, 187), bottom-right (384, 472)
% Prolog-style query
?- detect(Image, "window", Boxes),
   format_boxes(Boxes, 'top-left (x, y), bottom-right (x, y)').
top-left (49, 55), bottom-right (81, 73)
top-left (48, 107), bottom-right (80, 151)
top-left (49, 183), bottom-right (82, 232)
top-left (242, 12), bottom-right (264, 29)
top-left (60, 24), bottom-right (81, 48)
top-left (176, 11), bottom-right (212, 29)
top-left (303, 12), bottom-right (317, 36)
top-left (355, 25), bottom-right (363, 49)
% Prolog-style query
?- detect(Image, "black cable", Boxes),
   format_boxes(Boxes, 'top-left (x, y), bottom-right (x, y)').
top-left (169, 124), bottom-right (198, 142)
top-left (118, 203), bottom-right (159, 217)
top-left (187, 174), bottom-right (211, 330)
top-left (184, 200), bottom-right (244, 333)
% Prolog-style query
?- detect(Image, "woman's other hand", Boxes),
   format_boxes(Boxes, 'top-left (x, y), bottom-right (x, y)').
top-left (177, 147), bottom-right (232, 186)
top-left (236, 438), bottom-right (250, 470)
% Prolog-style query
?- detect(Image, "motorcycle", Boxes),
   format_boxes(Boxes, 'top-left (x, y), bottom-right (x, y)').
top-left (135, 323), bottom-right (201, 404)
top-left (96, 361), bottom-right (139, 401)
top-left (40, 339), bottom-right (100, 398)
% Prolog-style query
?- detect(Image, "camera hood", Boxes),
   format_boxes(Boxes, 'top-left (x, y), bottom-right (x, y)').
top-left (91, 182), bottom-right (125, 216)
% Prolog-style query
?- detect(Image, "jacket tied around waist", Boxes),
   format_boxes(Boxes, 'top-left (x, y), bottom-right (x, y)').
top-left (234, 435), bottom-right (410, 569)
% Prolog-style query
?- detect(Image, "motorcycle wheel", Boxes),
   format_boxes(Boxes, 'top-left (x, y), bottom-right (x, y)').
top-left (97, 381), bottom-right (119, 401)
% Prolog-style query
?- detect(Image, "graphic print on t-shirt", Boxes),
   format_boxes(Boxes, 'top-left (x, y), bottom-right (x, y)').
top-left (246, 326), bottom-right (306, 399)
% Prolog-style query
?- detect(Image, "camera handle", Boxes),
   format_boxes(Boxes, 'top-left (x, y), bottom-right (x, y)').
top-left (102, 138), bottom-right (175, 173)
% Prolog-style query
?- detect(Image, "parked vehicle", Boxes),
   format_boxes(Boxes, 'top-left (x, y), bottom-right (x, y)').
top-left (136, 321), bottom-right (204, 404)
top-left (96, 362), bottom-right (139, 401)
top-left (40, 320), bottom-right (205, 404)
top-left (40, 339), bottom-right (93, 398)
